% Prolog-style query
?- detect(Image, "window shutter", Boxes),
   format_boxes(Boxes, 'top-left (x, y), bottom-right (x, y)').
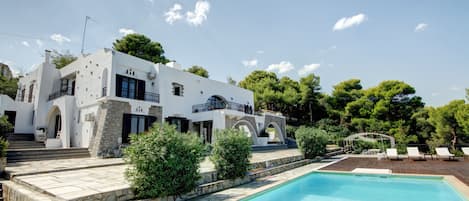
top-left (137, 80), bottom-right (145, 100)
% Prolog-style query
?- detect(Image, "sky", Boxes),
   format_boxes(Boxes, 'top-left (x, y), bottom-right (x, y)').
top-left (0, 0), bottom-right (468, 106)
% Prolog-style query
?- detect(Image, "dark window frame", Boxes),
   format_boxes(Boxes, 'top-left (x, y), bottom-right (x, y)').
top-left (116, 74), bottom-right (145, 100)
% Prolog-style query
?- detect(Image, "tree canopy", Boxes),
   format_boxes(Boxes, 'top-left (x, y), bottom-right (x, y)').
top-left (51, 50), bottom-right (77, 69)
top-left (113, 34), bottom-right (170, 64)
top-left (185, 65), bottom-right (209, 78)
top-left (0, 75), bottom-right (18, 99)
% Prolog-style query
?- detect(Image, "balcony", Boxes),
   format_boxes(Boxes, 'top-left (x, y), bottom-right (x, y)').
top-left (144, 92), bottom-right (160, 103)
top-left (48, 88), bottom-right (73, 101)
top-left (192, 101), bottom-right (253, 114)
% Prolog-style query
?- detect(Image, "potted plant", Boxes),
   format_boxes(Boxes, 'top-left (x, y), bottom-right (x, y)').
top-left (0, 137), bottom-right (9, 173)
top-left (257, 130), bottom-right (269, 146)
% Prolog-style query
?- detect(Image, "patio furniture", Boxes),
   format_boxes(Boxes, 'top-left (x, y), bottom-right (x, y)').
top-left (386, 148), bottom-right (399, 160)
top-left (462, 147), bottom-right (469, 157)
top-left (407, 147), bottom-right (425, 160)
top-left (435, 147), bottom-right (455, 160)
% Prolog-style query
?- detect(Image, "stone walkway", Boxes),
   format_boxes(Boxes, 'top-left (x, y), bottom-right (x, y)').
top-left (192, 159), bottom-right (339, 201)
top-left (6, 149), bottom-right (303, 200)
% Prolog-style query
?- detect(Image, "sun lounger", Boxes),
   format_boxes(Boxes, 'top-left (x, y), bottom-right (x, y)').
top-left (407, 147), bottom-right (425, 160)
top-left (435, 147), bottom-right (455, 160)
top-left (386, 148), bottom-right (399, 160)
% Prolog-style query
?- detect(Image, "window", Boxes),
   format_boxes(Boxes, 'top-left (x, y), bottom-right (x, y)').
top-left (20, 88), bottom-right (25, 102)
top-left (165, 117), bottom-right (189, 133)
top-left (172, 82), bottom-right (184, 96)
top-left (28, 84), bottom-right (34, 103)
top-left (122, 114), bottom-right (157, 144)
top-left (116, 74), bottom-right (145, 100)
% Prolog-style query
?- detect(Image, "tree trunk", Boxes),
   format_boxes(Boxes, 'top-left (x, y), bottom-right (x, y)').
top-left (451, 128), bottom-right (457, 151)
top-left (309, 102), bottom-right (312, 123)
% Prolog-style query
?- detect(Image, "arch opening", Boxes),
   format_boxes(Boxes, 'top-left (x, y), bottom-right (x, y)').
top-left (232, 120), bottom-right (257, 145)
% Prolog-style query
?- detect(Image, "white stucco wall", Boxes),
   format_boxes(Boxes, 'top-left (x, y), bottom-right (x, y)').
top-left (0, 95), bottom-right (34, 133)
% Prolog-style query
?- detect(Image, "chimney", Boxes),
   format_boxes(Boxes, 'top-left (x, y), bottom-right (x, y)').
top-left (45, 49), bottom-right (51, 64)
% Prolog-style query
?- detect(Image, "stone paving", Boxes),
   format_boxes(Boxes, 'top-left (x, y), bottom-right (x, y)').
top-left (192, 159), bottom-right (339, 201)
top-left (5, 149), bottom-right (303, 200)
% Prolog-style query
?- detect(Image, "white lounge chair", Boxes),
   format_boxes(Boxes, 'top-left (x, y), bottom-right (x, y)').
top-left (386, 148), bottom-right (399, 160)
top-left (407, 147), bottom-right (424, 160)
top-left (435, 147), bottom-right (455, 160)
top-left (462, 147), bottom-right (469, 157)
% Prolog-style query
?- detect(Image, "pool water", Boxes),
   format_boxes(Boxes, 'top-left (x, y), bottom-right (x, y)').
top-left (243, 172), bottom-right (466, 201)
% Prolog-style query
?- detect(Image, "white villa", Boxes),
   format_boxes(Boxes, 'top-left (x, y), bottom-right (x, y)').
top-left (0, 49), bottom-right (286, 157)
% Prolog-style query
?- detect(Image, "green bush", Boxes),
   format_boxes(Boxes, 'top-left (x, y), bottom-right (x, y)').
top-left (0, 115), bottom-right (13, 135)
top-left (210, 129), bottom-right (252, 180)
top-left (0, 137), bottom-right (8, 158)
top-left (123, 123), bottom-right (204, 200)
top-left (295, 126), bottom-right (329, 159)
top-left (352, 140), bottom-right (379, 154)
top-left (286, 125), bottom-right (298, 139)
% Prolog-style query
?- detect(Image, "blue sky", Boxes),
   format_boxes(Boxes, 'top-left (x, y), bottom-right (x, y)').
top-left (1, 0), bottom-right (468, 106)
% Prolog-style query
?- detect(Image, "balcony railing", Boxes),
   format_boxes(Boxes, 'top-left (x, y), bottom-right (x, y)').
top-left (48, 88), bottom-right (73, 101)
top-left (192, 101), bottom-right (253, 114)
top-left (144, 92), bottom-right (160, 103)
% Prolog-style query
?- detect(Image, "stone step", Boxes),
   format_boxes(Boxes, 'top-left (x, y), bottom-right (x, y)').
top-left (251, 144), bottom-right (288, 151)
top-left (198, 154), bottom-right (305, 185)
top-left (8, 141), bottom-right (45, 149)
top-left (183, 159), bottom-right (312, 200)
top-left (5, 133), bottom-right (35, 141)
top-left (6, 148), bottom-right (90, 163)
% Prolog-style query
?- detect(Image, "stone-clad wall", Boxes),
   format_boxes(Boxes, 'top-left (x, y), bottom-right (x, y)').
top-left (89, 100), bottom-right (131, 157)
top-left (148, 106), bottom-right (163, 124)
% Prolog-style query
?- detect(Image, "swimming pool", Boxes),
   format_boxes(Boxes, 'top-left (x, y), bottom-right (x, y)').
top-left (242, 172), bottom-right (466, 201)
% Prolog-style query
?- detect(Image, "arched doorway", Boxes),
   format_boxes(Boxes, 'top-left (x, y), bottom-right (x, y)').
top-left (47, 106), bottom-right (62, 139)
top-left (207, 95), bottom-right (227, 110)
top-left (233, 120), bottom-right (257, 144)
top-left (265, 122), bottom-right (284, 144)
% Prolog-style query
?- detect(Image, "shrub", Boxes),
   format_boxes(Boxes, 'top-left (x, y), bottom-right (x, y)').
top-left (123, 123), bottom-right (204, 200)
top-left (295, 126), bottom-right (328, 159)
top-left (286, 125), bottom-right (298, 139)
top-left (352, 140), bottom-right (379, 154)
top-left (0, 115), bottom-right (13, 135)
top-left (210, 129), bottom-right (252, 180)
top-left (0, 137), bottom-right (8, 158)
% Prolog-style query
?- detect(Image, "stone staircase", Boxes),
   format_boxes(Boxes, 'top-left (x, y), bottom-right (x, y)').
top-left (251, 144), bottom-right (288, 151)
top-left (5, 133), bottom-right (90, 163)
top-left (6, 148), bottom-right (91, 163)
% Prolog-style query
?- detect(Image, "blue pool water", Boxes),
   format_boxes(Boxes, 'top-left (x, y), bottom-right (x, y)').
top-left (243, 172), bottom-right (466, 201)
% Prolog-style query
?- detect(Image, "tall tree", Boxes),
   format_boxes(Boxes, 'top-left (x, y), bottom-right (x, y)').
top-left (185, 66), bottom-right (209, 78)
top-left (113, 34), bottom-right (170, 64)
top-left (325, 79), bottom-right (363, 124)
top-left (51, 50), bottom-right (77, 69)
top-left (299, 74), bottom-right (323, 123)
top-left (239, 70), bottom-right (280, 111)
top-left (428, 100), bottom-right (468, 150)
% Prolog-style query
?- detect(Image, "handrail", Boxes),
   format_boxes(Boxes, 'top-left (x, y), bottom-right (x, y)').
top-left (48, 87), bottom-right (73, 101)
top-left (192, 101), bottom-right (253, 114)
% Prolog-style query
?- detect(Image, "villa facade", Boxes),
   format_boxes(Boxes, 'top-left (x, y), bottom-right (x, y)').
top-left (0, 49), bottom-right (286, 157)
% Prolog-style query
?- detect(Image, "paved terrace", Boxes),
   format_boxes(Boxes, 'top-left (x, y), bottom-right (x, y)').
top-left (321, 157), bottom-right (469, 185)
top-left (4, 149), bottom-right (302, 200)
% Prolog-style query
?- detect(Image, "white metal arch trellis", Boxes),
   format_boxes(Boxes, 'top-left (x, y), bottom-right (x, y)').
top-left (343, 132), bottom-right (395, 153)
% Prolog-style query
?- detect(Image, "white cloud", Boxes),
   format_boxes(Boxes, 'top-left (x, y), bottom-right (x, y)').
top-left (119, 28), bottom-right (136, 35)
top-left (431, 92), bottom-right (440, 97)
top-left (333, 13), bottom-right (366, 31)
top-left (256, 50), bottom-right (264, 54)
top-left (36, 39), bottom-right (43, 47)
top-left (21, 41), bottom-right (30, 47)
top-left (242, 59), bottom-right (258, 67)
top-left (165, 3), bottom-right (183, 25)
top-left (415, 23), bottom-right (428, 32)
top-left (145, 0), bottom-right (154, 4)
top-left (266, 61), bottom-right (294, 74)
top-left (50, 34), bottom-right (71, 44)
top-left (298, 64), bottom-right (320, 76)
top-left (186, 1), bottom-right (210, 26)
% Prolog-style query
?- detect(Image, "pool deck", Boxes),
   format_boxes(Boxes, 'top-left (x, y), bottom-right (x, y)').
top-left (3, 149), bottom-right (304, 200)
